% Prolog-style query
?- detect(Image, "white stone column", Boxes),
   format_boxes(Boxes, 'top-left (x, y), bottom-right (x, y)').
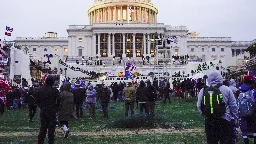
top-left (94, 10), bottom-right (96, 23)
top-left (92, 34), bottom-right (96, 56)
top-left (155, 14), bottom-right (157, 23)
top-left (97, 9), bottom-right (100, 23)
top-left (122, 33), bottom-right (126, 57)
top-left (114, 6), bottom-right (117, 21)
top-left (108, 7), bottom-right (110, 22)
top-left (143, 33), bottom-right (146, 55)
top-left (121, 6), bottom-right (123, 21)
top-left (98, 33), bottom-right (101, 57)
top-left (110, 7), bottom-right (112, 21)
top-left (112, 33), bottom-right (115, 56)
top-left (102, 9), bottom-right (104, 23)
top-left (68, 36), bottom-right (72, 56)
top-left (127, 6), bottom-right (129, 22)
top-left (234, 49), bottom-right (236, 56)
top-left (147, 34), bottom-right (151, 56)
top-left (139, 7), bottom-right (142, 22)
top-left (133, 33), bottom-right (136, 57)
top-left (108, 33), bottom-right (111, 56)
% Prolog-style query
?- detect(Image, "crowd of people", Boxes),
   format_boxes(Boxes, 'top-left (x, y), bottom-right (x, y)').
top-left (1, 69), bottom-right (256, 144)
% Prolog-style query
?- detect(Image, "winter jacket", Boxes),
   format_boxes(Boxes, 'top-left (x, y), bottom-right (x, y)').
top-left (36, 85), bottom-right (61, 112)
top-left (124, 86), bottom-right (136, 102)
top-left (136, 81), bottom-right (148, 102)
top-left (197, 70), bottom-right (239, 121)
top-left (58, 83), bottom-right (74, 121)
top-left (229, 79), bottom-right (238, 94)
top-left (86, 85), bottom-right (97, 103)
top-left (98, 87), bottom-right (111, 104)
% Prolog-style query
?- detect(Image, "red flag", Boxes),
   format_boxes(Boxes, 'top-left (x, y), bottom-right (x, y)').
top-left (5, 32), bottom-right (11, 36)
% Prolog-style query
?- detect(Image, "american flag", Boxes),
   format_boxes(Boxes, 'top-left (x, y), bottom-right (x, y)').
top-left (125, 62), bottom-right (136, 71)
top-left (6, 26), bottom-right (13, 32)
top-left (168, 36), bottom-right (178, 44)
top-left (128, 6), bottom-right (134, 12)
top-left (125, 71), bottom-right (134, 79)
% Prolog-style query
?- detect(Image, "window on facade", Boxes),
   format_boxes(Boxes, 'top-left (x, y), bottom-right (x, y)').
top-left (64, 48), bottom-right (68, 52)
top-left (221, 48), bottom-right (224, 52)
top-left (44, 48), bottom-right (47, 52)
top-left (78, 49), bottom-right (82, 56)
top-left (33, 48), bottom-right (36, 51)
top-left (191, 48), bottom-right (194, 52)
top-left (202, 48), bottom-right (204, 52)
top-left (212, 48), bottom-right (215, 52)
top-left (78, 38), bottom-right (82, 42)
top-left (55, 48), bottom-right (59, 52)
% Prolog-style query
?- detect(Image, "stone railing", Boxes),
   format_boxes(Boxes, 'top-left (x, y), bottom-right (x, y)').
top-left (68, 25), bottom-right (92, 29)
top-left (165, 25), bottom-right (187, 31)
top-left (15, 37), bottom-right (68, 40)
top-left (231, 41), bottom-right (253, 47)
top-left (68, 24), bottom-right (187, 30)
top-left (93, 0), bottom-right (156, 7)
top-left (188, 37), bottom-right (232, 42)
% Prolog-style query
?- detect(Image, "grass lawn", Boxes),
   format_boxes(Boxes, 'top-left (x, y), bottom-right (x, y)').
top-left (0, 98), bottom-right (245, 144)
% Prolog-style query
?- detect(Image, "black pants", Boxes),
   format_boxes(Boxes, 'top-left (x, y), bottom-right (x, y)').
top-left (38, 110), bottom-right (57, 144)
top-left (125, 101), bottom-right (134, 117)
top-left (75, 102), bottom-right (83, 118)
top-left (205, 118), bottom-right (234, 144)
top-left (148, 102), bottom-right (155, 118)
top-left (28, 105), bottom-right (37, 121)
top-left (101, 103), bottom-right (109, 118)
top-left (139, 103), bottom-right (149, 115)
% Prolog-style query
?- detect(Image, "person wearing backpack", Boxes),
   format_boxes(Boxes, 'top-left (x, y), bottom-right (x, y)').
top-left (197, 70), bottom-right (239, 144)
top-left (238, 75), bottom-right (256, 144)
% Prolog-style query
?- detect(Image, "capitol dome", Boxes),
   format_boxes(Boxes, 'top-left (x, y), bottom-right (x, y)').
top-left (88, 0), bottom-right (158, 24)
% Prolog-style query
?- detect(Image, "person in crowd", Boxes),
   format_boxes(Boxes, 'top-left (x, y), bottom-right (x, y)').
top-left (36, 76), bottom-right (61, 144)
top-left (58, 82), bottom-right (74, 138)
top-left (112, 82), bottom-right (119, 102)
top-left (0, 98), bottom-right (4, 116)
top-left (238, 75), bottom-right (256, 144)
top-left (6, 89), bottom-right (13, 110)
top-left (229, 79), bottom-right (239, 98)
top-left (73, 84), bottom-right (86, 118)
top-left (123, 82), bottom-right (136, 117)
top-left (163, 83), bottom-right (171, 103)
top-left (197, 70), bottom-right (238, 144)
top-left (98, 85), bottom-right (111, 118)
top-left (146, 80), bottom-right (157, 118)
top-left (86, 84), bottom-right (97, 118)
top-left (25, 87), bottom-right (37, 122)
top-left (136, 80), bottom-right (149, 115)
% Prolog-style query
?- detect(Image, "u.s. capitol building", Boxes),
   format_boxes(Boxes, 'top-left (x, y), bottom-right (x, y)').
top-left (14, 0), bottom-right (255, 79)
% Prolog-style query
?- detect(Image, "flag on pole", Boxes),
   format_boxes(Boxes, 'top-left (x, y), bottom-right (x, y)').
top-left (128, 6), bottom-right (134, 12)
top-left (5, 32), bottom-right (11, 36)
top-left (6, 26), bottom-right (13, 32)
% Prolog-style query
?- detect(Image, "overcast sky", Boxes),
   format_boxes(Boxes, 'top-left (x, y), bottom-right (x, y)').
top-left (0, 0), bottom-right (255, 41)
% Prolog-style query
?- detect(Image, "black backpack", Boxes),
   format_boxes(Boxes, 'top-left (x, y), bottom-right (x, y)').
top-left (201, 84), bottom-right (226, 118)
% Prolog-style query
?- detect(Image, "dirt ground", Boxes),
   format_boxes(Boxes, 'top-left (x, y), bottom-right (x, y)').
top-left (0, 128), bottom-right (204, 137)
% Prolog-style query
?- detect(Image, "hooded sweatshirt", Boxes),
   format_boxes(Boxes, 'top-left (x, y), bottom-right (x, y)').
top-left (197, 70), bottom-right (238, 121)
top-left (86, 84), bottom-right (97, 103)
top-left (229, 79), bottom-right (238, 94)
